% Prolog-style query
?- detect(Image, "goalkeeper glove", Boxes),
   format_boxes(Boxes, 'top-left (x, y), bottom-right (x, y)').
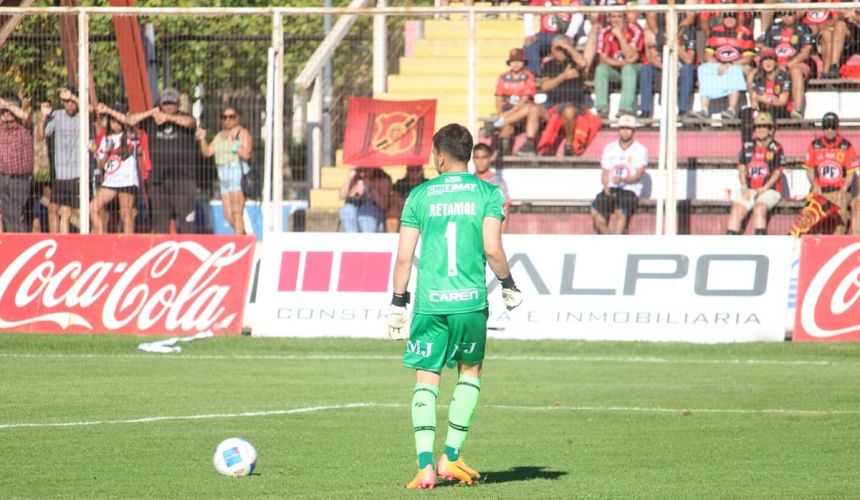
top-left (499, 274), bottom-right (523, 311)
top-left (386, 291), bottom-right (410, 340)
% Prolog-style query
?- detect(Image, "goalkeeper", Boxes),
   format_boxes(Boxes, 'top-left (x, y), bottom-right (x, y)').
top-left (387, 123), bottom-right (523, 490)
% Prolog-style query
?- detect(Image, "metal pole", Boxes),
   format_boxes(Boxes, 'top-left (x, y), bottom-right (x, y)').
top-left (263, 47), bottom-right (276, 233)
top-left (655, 42), bottom-right (669, 236)
top-left (272, 11), bottom-right (285, 234)
top-left (664, 9), bottom-right (679, 235)
top-left (77, 10), bottom-right (90, 235)
top-left (373, 0), bottom-right (387, 95)
top-left (467, 8), bottom-right (477, 138)
top-left (322, 0), bottom-right (333, 168)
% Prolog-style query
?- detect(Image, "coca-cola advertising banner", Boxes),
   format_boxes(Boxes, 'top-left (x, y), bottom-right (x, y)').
top-left (0, 235), bottom-right (256, 336)
top-left (794, 236), bottom-right (860, 342)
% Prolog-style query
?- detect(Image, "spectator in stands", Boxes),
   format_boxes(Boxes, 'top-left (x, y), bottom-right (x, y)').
top-left (762, 8), bottom-right (813, 119)
top-left (726, 112), bottom-right (785, 235)
top-left (804, 6), bottom-right (849, 79)
top-left (338, 167), bottom-right (391, 233)
top-left (195, 106), bottom-right (252, 235)
top-left (590, 114), bottom-right (648, 234)
top-left (520, 35), bottom-right (587, 156)
top-left (473, 143), bottom-right (511, 227)
top-left (486, 48), bottom-right (537, 155)
top-left (748, 49), bottom-right (792, 119)
top-left (38, 87), bottom-right (84, 234)
top-left (699, 0), bottom-right (753, 37)
top-left (0, 95), bottom-right (33, 233)
top-left (695, 12), bottom-right (754, 120)
top-left (90, 105), bottom-right (141, 234)
top-left (388, 165), bottom-right (427, 232)
top-left (677, 23), bottom-right (699, 118)
top-left (522, 0), bottom-right (585, 77)
top-left (594, 11), bottom-right (643, 119)
top-left (127, 87), bottom-right (198, 234)
top-left (803, 112), bottom-right (858, 234)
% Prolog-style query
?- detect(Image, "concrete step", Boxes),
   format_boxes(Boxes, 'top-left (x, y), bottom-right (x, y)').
top-left (320, 165), bottom-right (437, 189)
top-left (387, 74), bottom-right (496, 95)
top-left (423, 19), bottom-right (526, 39)
top-left (398, 56), bottom-right (507, 77)
top-left (304, 209), bottom-right (339, 232)
top-left (411, 38), bottom-right (518, 58)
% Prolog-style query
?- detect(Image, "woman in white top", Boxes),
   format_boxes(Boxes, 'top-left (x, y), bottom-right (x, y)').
top-left (196, 106), bottom-right (253, 235)
top-left (90, 105), bottom-right (141, 234)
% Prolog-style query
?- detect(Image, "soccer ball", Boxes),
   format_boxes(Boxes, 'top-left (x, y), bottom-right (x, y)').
top-left (213, 437), bottom-right (257, 477)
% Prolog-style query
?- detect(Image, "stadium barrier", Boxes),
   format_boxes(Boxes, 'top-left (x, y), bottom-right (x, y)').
top-left (252, 232), bottom-right (794, 343)
top-left (0, 234), bottom-right (256, 336)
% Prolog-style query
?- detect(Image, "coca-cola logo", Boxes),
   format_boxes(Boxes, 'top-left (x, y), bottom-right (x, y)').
top-left (799, 242), bottom-right (860, 338)
top-left (0, 238), bottom-right (253, 334)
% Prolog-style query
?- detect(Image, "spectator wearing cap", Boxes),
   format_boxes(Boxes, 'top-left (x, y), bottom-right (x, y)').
top-left (485, 48), bottom-right (537, 154)
top-left (522, 0), bottom-right (585, 77)
top-left (762, 7), bottom-right (813, 118)
top-left (726, 112), bottom-right (785, 235)
top-left (695, 11), bottom-right (754, 120)
top-left (594, 11), bottom-right (643, 119)
top-left (803, 5), bottom-right (849, 79)
top-left (803, 112), bottom-right (858, 235)
top-left (748, 49), bottom-right (792, 120)
top-left (0, 95), bottom-right (34, 233)
top-left (520, 35), bottom-right (587, 156)
top-left (590, 114), bottom-right (648, 234)
top-left (127, 87), bottom-right (199, 234)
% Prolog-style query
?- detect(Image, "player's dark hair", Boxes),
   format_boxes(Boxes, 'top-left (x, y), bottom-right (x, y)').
top-left (433, 123), bottom-right (473, 164)
top-left (473, 143), bottom-right (492, 155)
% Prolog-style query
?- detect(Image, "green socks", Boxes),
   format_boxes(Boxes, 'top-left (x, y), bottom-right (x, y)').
top-left (412, 383), bottom-right (439, 469)
top-left (444, 375), bottom-right (481, 460)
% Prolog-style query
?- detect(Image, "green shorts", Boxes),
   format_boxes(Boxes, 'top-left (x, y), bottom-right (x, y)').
top-left (402, 309), bottom-right (489, 373)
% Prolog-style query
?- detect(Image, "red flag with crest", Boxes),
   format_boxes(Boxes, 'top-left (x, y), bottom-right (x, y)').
top-left (343, 97), bottom-right (436, 167)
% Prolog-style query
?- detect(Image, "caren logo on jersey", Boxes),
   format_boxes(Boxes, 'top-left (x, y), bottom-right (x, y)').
top-left (277, 251), bottom-right (392, 293)
top-left (795, 238), bottom-right (860, 342)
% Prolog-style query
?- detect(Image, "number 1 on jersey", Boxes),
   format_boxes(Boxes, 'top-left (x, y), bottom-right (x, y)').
top-left (445, 221), bottom-right (458, 277)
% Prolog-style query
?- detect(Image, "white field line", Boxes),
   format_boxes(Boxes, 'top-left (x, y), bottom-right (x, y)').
top-left (0, 352), bottom-right (856, 367)
top-left (2, 403), bottom-right (859, 431)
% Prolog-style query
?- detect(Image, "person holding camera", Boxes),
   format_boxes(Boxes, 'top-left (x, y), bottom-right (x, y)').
top-left (338, 167), bottom-right (392, 232)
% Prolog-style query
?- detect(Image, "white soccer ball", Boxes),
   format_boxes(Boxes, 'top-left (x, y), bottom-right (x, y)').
top-left (213, 437), bottom-right (257, 477)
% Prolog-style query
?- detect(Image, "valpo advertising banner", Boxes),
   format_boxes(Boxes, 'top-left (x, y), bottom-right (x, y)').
top-left (0, 235), bottom-right (256, 336)
top-left (794, 236), bottom-right (860, 342)
top-left (254, 234), bottom-right (793, 342)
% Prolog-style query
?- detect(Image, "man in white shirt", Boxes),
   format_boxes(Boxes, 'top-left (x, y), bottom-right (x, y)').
top-left (590, 114), bottom-right (648, 234)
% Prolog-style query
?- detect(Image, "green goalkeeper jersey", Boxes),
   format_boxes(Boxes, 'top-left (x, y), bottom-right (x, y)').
top-left (401, 171), bottom-right (506, 314)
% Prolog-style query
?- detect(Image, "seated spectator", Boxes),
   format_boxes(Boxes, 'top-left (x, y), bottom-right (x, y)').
top-left (677, 23), bottom-right (699, 117)
top-left (803, 4), bottom-right (849, 78)
top-left (590, 115), bottom-right (647, 234)
top-left (486, 48), bottom-right (537, 155)
top-left (473, 143), bottom-right (511, 228)
top-left (695, 11), bottom-right (754, 120)
top-left (699, 0), bottom-right (753, 37)
top-left (726, 112), bottom-right (785, 235)
top-left (762, 8), bottom-right (813, 119)
top-left (90, 105), bottom-right (141, 234)
top-left (520, 35), bottom-right (587, 156)
top-left (594, 11), bottom-right (643, 119)
top-left (523, 0), bottom-right (585, 77)
top-left (338, 167), bottom-right (391, 233)
top-left (803, 112), bottom-right (857, 235)
top-left (637, 28), bottom-right (662, 119)
top-left (388, 165), bottom-right (427, 232)
top-left (748, 49), bottom-right (791, 119)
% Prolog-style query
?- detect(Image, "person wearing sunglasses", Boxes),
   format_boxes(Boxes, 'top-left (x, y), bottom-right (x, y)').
top-left (0, 95), bottom-right (34, 233)
top-left (803, 112), bottom-right (858, 234)
top-left (127, 87), bottom-right (198, 234)
top-left (195, 107), bottom-right (252, 235)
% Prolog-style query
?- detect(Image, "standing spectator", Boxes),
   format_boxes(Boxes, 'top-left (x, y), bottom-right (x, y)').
top-left (762, 8), bottom-right (813, 119)
top-left (804, 4), bottom-right (849, 79)
top-left (38, 88), bottom-right (83, 234)
top-left (338, 167), bottom-right (391, 232)
top-left (195, 106), bottom-right (252, 235)
top-left (520, 35), bottom-right (587, 156)
top-left (748, 49), bottom-right (792, 119)
top-left (90, 106), bottom-right (141, 234)
top-left (388, 165), bottom-right (427, 233)
top-left (726, 112), bottom-right (785, 235)
top-left (0, 96), bottom-right (34, 233)
top-left (522, 0), bottom-right (585, 77)
top-left (695, 12), bottom-right (754, 120)
top-left (590, 115), bottom-right (648, 234)
top-left (486, 48), bottom-right (537, 155)
top-left (594, 11), bottom-right (643, 119)
top-left (127, 87), bottom-right (198, 234)
top-left (803, 112), bottom-right (858, 235)
top-left (473, 143), bottom-right (511, 228)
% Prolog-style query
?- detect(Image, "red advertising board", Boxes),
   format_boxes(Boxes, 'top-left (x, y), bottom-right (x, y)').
top-left (0, 234), bottom-right (255, 336)
top-left (794, 236), bottom-right (860, 342)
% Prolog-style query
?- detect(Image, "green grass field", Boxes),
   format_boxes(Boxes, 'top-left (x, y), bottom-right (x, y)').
top-left (2, 333), bottom-right (859, 499)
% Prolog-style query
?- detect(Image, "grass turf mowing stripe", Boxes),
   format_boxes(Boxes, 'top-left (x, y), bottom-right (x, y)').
top-left (3, 403), bottom-right (859, 431)
top-left (0, 351), bottom-right (852, 366)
